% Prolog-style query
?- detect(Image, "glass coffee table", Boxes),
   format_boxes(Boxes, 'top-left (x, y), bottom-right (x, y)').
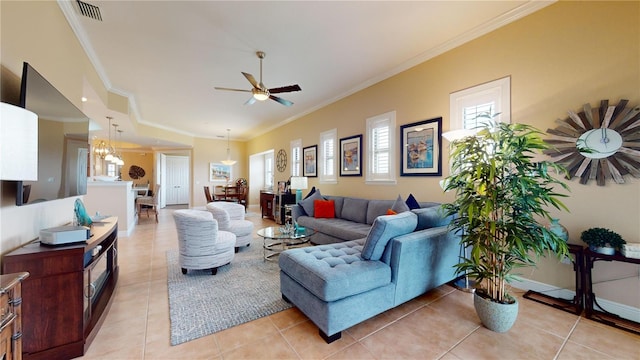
top-left (257, 226), bottom-right (316, 261)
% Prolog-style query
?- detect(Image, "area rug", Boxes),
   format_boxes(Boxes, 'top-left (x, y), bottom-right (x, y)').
top-left (166, 236), bottom-right (292, 345)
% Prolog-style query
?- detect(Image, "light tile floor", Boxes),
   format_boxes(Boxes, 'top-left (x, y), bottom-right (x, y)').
top-left (78, 205), bottom-right (640, 360)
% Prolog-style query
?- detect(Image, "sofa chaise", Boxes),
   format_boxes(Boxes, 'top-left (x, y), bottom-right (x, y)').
top-left (279, 202), bottom-right (459, 343)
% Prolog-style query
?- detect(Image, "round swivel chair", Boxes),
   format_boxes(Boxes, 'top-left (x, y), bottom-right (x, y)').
top-left (206, 202), bottom-right (254, 252)
top-left (173, 209), bottom-right (235, 275)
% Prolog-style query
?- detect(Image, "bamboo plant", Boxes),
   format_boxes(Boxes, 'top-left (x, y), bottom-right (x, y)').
top-left (443, 118), bottom-right (570, 304)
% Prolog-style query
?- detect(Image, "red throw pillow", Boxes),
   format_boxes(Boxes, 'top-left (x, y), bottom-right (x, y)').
top-left (386, 209), bottom-right (397, 215)
top-left (314, 199), bottom-right (335, 218)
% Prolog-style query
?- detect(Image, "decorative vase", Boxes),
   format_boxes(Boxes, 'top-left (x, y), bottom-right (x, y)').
top-left (595, 246), bottom-right (615, 255)
top-left (473, 291), bottom-right (519, 333)
top-left (547, 218), bottom-right (568, 242)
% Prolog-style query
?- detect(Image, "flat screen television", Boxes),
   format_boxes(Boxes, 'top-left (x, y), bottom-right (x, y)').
top-left (16, 62), bottom-right (90, 206)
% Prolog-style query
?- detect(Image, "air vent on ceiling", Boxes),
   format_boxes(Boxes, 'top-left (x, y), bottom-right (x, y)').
top-left (76, 0), bottom-right (102, 21)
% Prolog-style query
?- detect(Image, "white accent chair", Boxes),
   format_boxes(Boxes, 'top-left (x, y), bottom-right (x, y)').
top-left (173, 209), bottom-right (235, 275)
top-left (206, 202), bottom-right (254, 252)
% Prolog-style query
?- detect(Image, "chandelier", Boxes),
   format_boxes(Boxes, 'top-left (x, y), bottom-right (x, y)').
top-left (94, 140), bottom-right (109, 159)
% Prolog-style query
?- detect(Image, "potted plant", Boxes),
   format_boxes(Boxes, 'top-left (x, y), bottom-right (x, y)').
top-left (443, 118), bottom-right (570, 332)
top-left (581, 227), bottom-right (625, 255)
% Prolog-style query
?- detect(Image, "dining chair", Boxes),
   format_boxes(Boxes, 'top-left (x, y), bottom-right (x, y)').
top-left (136, 184), bottom-right (160, 223)
top-left (204, 186), bottom-right (213, 203)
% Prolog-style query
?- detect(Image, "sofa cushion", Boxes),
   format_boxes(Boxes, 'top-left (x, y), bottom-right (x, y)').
top-left (413, 205), bottom-right (452, 231)
top-left (314, 199), bottom-right (335, 218)
top-left (325, 195), bottom-right (344, 219)
top-left (405, 193), bottom-right (421, 210)
top-left (299, 189), bottom-right (324, 217)
top-left (364, 200), bottom-right (393, 224)
top-left (391, 195), bottom-right (410, 213)
top-left (279, 239), bottom-right (392, 302)
top-left (341, 197), bottom-right (369, 223)
top-left (361, 211), bottom-right (418, 260)
top-left (297, 217), bottom-right (371, 241)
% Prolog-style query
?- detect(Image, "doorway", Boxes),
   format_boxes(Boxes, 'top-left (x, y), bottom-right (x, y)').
top-left (248, 149), bottom-right (274, 207)
top-left (164, 155), bottom-right (190, 205)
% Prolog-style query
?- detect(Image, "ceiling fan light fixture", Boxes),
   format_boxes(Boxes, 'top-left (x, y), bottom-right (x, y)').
top-left (252, 88), bottom-right (270, 101)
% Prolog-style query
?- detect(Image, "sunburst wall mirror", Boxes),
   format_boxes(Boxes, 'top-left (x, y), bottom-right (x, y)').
top-left (545, 99), bottom-right (640, 186)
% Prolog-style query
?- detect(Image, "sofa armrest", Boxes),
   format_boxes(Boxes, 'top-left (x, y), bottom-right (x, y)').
top-left (385, 226), bottom-right (460, 305)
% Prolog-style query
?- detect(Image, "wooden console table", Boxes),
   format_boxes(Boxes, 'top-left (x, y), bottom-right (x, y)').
top-left (523, 244), bottom-right (584, 315)
top-left (260, 191), bottom-right (275, 220)
top-left (2, 218), bottom-right (119, 360)
top-left (584, 248), bottom-right (640, 335)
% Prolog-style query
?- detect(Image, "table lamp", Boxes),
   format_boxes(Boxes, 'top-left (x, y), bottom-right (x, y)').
top-left (289, 176), bottom-right (308, 203)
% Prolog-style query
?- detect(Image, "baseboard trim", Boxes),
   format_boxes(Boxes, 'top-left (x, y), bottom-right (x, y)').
top-left (511, 277), bottom-right (640, 323)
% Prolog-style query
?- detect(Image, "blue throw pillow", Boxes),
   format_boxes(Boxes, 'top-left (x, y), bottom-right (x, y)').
top-left (303, 186), bottom-right (316, 200)
top-left (361, 211), bottom-right (417, 261)
top-left (405, 193), bottom-right (421, 210)
top-left (298, 189), bottom-right (324, 217)
top-left (391, 195), bottom-right (410, 213)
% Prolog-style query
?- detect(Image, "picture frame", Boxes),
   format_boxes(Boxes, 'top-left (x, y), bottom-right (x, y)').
top-left (400, 117), bottom-right (442, 176)
top-left (340, 134), bottom-right (362, 176)
top-left (277, 181), bottom-right (287, 194)
top-left (302, 145), bottom-right (317, 177)
top-left (209, 162), bottom-right (232, 182)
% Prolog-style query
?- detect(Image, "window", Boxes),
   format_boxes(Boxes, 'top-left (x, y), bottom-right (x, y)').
top-left (265, 155), bottom-right (273, 189)
top-left (366, 111), bottom-right (396, 184)
top-left (290, 139), bottom-right (302, 177)
top-left (450, 76), bottom-right (511, 133)
top-left (107, 163), bottom-right (116, 177)
top-left (319, 129), bottom-right (337, 183)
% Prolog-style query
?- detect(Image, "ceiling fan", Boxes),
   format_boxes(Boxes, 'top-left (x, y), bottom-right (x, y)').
top-left (215, 51), bottom-right (301, 106)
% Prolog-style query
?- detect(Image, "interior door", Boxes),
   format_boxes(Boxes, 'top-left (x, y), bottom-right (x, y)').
top-left (165, 155), bottom-right (189, 205)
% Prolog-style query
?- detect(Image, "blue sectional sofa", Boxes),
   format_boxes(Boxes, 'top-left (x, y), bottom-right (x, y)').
top-left (279, 201), bottom-right (460, 343)
top-left (291, 192), bottom-right (440, 245)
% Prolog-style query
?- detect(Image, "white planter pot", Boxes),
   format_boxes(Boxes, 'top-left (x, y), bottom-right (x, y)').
top-left (473, 291), bottom-right (518, 333)
top-left (595, 246), bottom-right (615, 255)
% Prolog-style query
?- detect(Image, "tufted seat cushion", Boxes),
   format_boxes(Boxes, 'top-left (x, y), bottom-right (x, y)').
top-left (279, 239), bottom-right (391, 302)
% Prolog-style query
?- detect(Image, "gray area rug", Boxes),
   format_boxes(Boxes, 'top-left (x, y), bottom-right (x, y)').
top-left (166, 235), bottom-right (292, 345)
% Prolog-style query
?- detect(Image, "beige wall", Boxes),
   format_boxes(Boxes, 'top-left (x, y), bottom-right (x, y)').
top-left (1, 1), bottom-right (638, 308)
top-left (246, 1), bottom-right (640, 306)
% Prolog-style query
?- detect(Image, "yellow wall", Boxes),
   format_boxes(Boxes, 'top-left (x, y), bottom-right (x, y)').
top-left (246, 1), bottom-right (640, 306)
top-left (1, 1), bottom-right (638, 307)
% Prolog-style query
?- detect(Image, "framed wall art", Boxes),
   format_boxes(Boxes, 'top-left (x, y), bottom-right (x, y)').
top-left (400, 117), bottom-right (442, 176)
top-left (340, 134), bottom-right (362, 176)
top-left (209, 162), bottom-right (232, 182)
top-left (303, 145), bottom-right (317, 177)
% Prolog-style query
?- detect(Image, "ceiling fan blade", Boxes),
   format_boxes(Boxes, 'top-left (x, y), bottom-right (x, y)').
top-left (268, 84), bottom-right (302, 94)
top-left (270, 95), bottom-right (293, 107)
top-left (214, 87), bottom-right (251, 93)
top-left (242, 72), bottom-right (260, 89)
top-left (244, 97), bottom-right (256, 106)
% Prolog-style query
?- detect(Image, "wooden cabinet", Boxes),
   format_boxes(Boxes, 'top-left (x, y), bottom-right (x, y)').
top-left (2, 218), bottom-right (119, 360)
top-left (0, 272), bottom-right (29, 360)
top-left (260, 191), bottom-right (275, 220)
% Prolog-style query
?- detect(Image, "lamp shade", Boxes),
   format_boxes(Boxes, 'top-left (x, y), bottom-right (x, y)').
top-left (0, 102), bottom-right (38, 180)
top-left (289, 176), bottom-right (308, 190)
